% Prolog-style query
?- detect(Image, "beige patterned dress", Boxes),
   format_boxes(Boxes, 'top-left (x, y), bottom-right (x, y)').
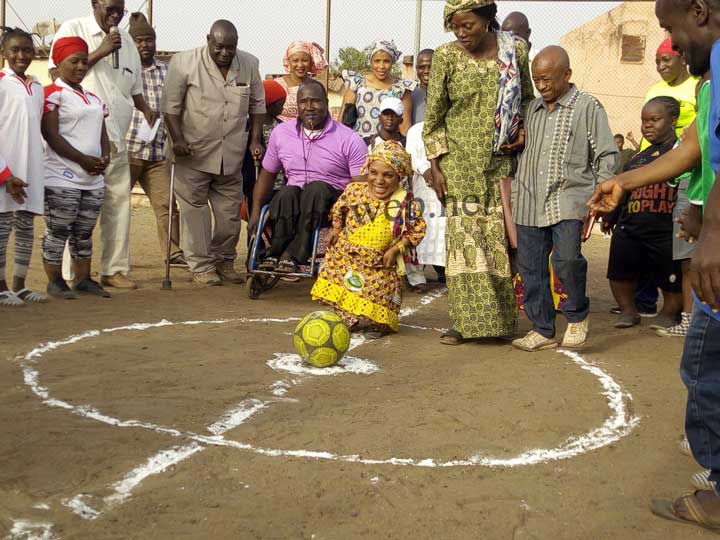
top-left (422, 39), bottom-right (533, 338)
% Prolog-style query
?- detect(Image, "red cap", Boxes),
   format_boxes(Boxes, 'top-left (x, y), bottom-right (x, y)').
top-left (52, 37), bottom-right (89, 66)
top-left (656, 38), bottom-right (680, 57)
top-left (263, 79), bottom-right (287, 106)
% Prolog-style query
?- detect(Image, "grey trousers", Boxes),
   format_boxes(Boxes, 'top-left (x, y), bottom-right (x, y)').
top-left (173, 163), bottom-right (243, 274)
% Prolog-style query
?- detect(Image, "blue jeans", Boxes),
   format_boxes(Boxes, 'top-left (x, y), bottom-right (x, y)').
top-left (681, 305), bottom-right (720, 492)
top-left (516, 220), bottom-right (590, 338)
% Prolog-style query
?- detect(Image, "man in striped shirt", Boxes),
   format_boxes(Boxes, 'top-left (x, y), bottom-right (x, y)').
top-left (512, 46), bottom-right (618, 352)
top-left (125, 13), bottom-right (183, 266)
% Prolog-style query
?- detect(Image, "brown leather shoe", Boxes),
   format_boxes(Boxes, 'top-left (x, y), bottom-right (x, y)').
top-left (215, 261), bottom-right (245, 284)
top-left (101, 272), bottom-right (138, 290)
top-left (192, 270), bottom-right (222, 286)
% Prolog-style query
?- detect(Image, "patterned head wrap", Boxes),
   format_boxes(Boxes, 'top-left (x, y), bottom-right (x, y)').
top-left (443, 0), bottom-right (496, 32)
top-left (366, 40), bottom-right (402, 64)
top-left (283, 41), bottom-right (329, 74)
top-left (361, 140), bottom-right (413, 181)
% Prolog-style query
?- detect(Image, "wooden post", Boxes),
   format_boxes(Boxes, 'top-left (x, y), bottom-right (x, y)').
top-left (1, 0), bottom-right (5, 68)
top-left (325, 0), bottom-right (331, 88)
top-left (414, 0), bottom-right (422, 68)
top-left (147, 0), bottom-right (153, 26)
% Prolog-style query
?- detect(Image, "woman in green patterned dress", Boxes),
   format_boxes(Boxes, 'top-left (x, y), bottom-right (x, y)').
top-left (423, 0), bottom-right (533, 345)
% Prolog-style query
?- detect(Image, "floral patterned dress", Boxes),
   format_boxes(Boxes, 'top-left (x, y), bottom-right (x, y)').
top-left (311, 182), bottom-right (426, 332)
top-left (276, 77), bottom-right (299, 122)
top-left (422, 38), bottom-right (533, 338)
top-left (342, 70), bottom-right (416, 138)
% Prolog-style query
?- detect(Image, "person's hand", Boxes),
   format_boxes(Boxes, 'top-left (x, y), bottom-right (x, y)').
top-left (600, 217), bottom-right (614, 235)
top-left (78, 155), bottom-right (107, 175)
top-left (689, 223), bottom-right (720, 312)
top-left (96, 30), bottom-right (123, 59)
top-left (327, 227), bottom-right (341, 247)
top-left (430, 167), bottom-right (448, 204)
top-left (422, 170), bottom-right (434, 189)
top-left (173, 139), bottom-right (193, 157)
top-left (143, 109), bottom-right (158, 129)
top-left (249, 141), bottom-right (265, 164)
top-left (5, 176), bottom-right (28, 204)
top-left (382, 245), bottom-right (400, 269)
top-left (499, 127), bottom-right (525, 155)
top-left (677, 205), bottom-right (703, 243)
top-left (89, 156), bottom-right (110, 176)
top-left (588, 178), bottom-right (625, 214)
top-left (626, 131), bottom-right (638, 145)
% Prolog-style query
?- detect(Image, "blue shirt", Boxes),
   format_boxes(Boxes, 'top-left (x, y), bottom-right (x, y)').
top-left (701, 39), bottom-right (720, 320)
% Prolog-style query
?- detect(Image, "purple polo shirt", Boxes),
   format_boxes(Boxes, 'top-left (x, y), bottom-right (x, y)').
top-left (262, 116), bottom-right (368, 191)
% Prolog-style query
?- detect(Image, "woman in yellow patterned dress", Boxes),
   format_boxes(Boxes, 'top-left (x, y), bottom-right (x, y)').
top-left (311, 141), bottom-right (426, 338)
top-left (422, 0), bottom-right (534, 345)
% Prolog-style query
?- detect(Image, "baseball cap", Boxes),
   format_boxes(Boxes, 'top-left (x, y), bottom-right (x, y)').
top-left (379, 96), bottom-right (404, 116)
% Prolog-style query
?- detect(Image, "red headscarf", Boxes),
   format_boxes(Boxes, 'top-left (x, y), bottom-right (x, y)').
top-left (656, 38), bottom-right (680, 57)
top-left (52, 37), bottom-right (89, 66)
top-left (263, 79), bottom-right (287, 106)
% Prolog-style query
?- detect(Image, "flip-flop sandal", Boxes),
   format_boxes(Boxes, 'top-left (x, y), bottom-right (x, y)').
top-left (692, 470), bottom-right (715, 491)
top-left (361, 327), bottom-right (389, 340)
top-left (277, 259), bottom-right (297, 273)
top-left (440, 329), bottom-right (466, 346)
top-left (14, 288), bottom-right (48, 303)
top-left (0, 290), bottom-right (25, 307)
top-left (408, 283), bottom-right (432, 294)
top-left (651, 491), bottom-right (720, 531)
top-left (258, 257), bottom-right (278, 271)
top-left (679, 437), bottom-right (692, 457)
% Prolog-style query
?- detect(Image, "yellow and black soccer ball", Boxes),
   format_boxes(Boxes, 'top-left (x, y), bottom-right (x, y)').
top-left (293, 311), bottom-right (351, 368)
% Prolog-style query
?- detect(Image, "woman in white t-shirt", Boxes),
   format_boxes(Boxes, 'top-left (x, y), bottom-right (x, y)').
top-left (41, 37), bottom-right (110, 299)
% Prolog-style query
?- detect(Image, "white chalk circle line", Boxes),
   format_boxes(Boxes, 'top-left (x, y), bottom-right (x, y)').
top-left (18, 317), bottom-right (640, 469)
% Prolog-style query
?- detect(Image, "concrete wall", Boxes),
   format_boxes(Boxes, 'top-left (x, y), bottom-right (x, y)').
top-left (560, 1), bottom-right (667, 140)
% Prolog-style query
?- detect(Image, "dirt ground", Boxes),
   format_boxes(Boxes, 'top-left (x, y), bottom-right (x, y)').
top-left (0, 205), bottom-right (713, 540)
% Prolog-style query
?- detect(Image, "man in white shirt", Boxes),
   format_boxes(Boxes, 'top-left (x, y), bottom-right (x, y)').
top-left (49, 0), bottom-right (156, 290)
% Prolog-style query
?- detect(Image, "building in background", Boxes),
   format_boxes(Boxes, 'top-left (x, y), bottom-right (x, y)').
top-left (561, 1), bottom-right (666, 140)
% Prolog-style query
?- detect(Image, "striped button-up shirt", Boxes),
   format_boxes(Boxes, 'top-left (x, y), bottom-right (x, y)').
top-left (513, 84), bottom-right (618, 227)
top-left (127, 60), bottom-right (167, 162)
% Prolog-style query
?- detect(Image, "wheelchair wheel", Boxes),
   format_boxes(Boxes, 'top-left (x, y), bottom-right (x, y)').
top-left (246, 274), bottom-right (281, 299)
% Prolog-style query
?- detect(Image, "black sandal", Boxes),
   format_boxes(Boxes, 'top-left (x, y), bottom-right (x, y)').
top-left (258, 257), bottom-right (278, 271)
top-left (440, 329), bottom-right (466, 346)
top-left (277, 259), bottom-right (297, 273)
top-left (74, 278), bottom-right (111, 298)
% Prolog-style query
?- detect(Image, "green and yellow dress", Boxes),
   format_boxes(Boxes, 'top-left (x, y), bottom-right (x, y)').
top-left (422, 39), bottom-right (533, 338)
top-left (311, 182), bottom-right (426, 333)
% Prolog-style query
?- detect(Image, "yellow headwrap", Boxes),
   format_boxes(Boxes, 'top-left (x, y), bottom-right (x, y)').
top-left (443, 0), bottom-right (496, 32)
top-left (360, 140), bottom-right (413, 182)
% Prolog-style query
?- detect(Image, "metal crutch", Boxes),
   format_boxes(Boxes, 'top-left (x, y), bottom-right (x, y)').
top-left (162, 160), bottom-right (176, 290)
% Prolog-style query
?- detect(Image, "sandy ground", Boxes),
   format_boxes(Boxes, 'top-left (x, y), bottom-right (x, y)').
top-left (0, 205), bottom-right (713, 540)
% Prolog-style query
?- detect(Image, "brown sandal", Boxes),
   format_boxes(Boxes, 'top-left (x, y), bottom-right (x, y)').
top-left (440, 330), bottom-right (466, 346)
top-left (651, 491), bottom-right (720, 531)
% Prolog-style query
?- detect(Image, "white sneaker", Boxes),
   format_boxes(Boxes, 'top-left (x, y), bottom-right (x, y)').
top-left (562, 319), bottom-right (589, 349)
top-left (512, 331), bottom-right (558, 352)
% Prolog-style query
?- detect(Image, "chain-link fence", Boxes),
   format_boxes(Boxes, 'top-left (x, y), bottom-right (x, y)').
top-left (7, 0), bottom-right (665, 141)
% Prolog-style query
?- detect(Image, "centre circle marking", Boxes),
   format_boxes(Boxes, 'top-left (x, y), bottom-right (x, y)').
top-left (19, 316), bottom-right (640, 469)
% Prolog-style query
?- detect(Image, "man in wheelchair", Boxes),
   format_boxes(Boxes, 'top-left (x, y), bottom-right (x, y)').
top-left (248, 79), bottom-right (367, 273)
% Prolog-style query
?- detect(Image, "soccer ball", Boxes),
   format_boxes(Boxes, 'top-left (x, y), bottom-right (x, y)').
top-left (293, 311), bottom-right (351, 368)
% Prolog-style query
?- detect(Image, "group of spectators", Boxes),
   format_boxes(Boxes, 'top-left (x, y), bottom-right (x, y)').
top-left (2, 0), bottom-right (720, 531)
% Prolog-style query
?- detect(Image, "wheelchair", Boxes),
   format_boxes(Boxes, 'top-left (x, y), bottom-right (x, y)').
top-left (244, 203), bottom-right (330, 299)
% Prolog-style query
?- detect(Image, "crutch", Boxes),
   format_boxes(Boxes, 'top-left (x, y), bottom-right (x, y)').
top-left (162, 161), bottom-right (176, 290)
